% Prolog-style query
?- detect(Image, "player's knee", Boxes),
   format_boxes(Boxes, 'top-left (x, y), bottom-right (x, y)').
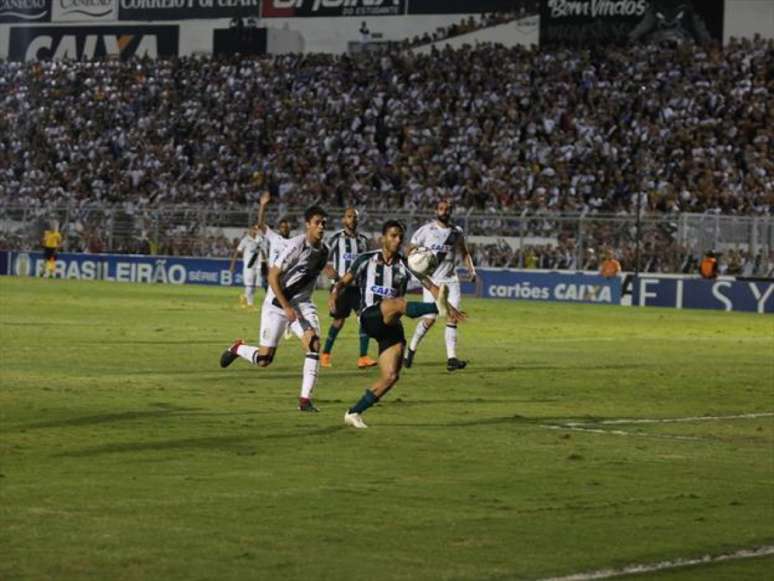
top-left (423, 317), bottom-right (436, 328)
top-left (305, 334), bottom-right (320, 353)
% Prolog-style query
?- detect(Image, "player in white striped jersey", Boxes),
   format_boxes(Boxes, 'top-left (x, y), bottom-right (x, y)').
top-left (405, 199), bottom-right (477, 372)
top-left (220, 206), bottom-right (329, 412)
top-left (329, 220), bottom-right (466, 429)
top-left (229, 224), bottom-right (264, 309)
top-left (256, 191), bottom-right (293, 290)
top-left (320, 208), bottom-right (377, 369)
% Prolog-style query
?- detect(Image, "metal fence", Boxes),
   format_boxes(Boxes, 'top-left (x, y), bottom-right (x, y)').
top-left (1, 205), bottom-right (771, 276)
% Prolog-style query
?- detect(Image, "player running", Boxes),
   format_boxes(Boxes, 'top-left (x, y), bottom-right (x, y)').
top-left (330, 220), bottom-right (466, 429)
top-left (229, 223), bottom-right (264, 308)
top-left (220, 206), bottom-right (329, 412)
top-left (405, 199), bottom-right (477, 372)
top-left (321, 207), bottom-right (377, 369)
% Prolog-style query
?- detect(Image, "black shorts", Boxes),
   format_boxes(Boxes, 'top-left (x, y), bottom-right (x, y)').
top-left (329, 286), bottom-right (361, 319)
top-left (43, 248), bottom-right (56, 261)
top-left (360, 305), bottom-right (405, 355)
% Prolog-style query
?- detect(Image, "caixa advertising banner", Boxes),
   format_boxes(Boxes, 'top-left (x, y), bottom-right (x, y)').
top-left (0, 0), bottom-right (51, 23)
top-left (118, 0), bottom-right (258, 22)
top-left (262, 0), bottom-right (405, 18)
top-left (632, 276), bottom-right (773, 314)
top-left (5, 252), bottom-right (244, 287)
top-left (480, 269), bottom-right (622, 305)
top-left (8, 25), bottom-right (179, 60)
top-left (52, 0), bottom-right (117, 22)
top-left (540, 0), bottom-right (725, 46)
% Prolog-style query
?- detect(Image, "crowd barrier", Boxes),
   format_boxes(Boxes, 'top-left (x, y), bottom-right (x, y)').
top-left (2, 251), bottom-right (771, 314)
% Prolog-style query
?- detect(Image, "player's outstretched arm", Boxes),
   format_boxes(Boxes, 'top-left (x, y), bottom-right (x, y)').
top-left (256, 191), bottom-right (270, 235)
top-left (228, 241), bottom-right (241, 273)
top-left (459, 235), bottom-right (477, 282)
top-left (329, 272), bottom-right (354, 312)
top-left (268, 265), bottom-right (297, 322)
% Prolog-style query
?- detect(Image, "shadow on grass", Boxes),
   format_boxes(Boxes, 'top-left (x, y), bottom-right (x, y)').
top-left (54, 425), bottom-right (346, 458)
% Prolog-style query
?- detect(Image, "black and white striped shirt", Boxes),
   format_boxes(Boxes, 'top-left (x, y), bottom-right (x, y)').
top-left (267, 234), bottom-right (329, 307)
top-left (327, 229), bottom-right (371, 282)
top-left (348, 250), bottom-right (413, 312)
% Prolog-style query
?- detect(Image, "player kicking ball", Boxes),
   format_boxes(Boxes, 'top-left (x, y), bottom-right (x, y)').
top-left (329, 220), bottom-right (466, 429)
top-left (219, 206), bottom-right (329, 412)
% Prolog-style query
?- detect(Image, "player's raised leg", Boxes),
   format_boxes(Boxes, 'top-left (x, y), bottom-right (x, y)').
top-left (219, 301), bottom-right (286, 368)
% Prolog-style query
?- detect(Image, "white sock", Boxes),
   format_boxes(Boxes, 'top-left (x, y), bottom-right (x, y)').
top-left (409, 318), bottom-right (433, 351)
top-left (445, 324), bottom-right (457, 359)
top-left (237, 344), bottom-right (259, 363)
top-left (245, 286), bottom-right (256, 306)
top-left (300, 352), bottom-right (319, 399)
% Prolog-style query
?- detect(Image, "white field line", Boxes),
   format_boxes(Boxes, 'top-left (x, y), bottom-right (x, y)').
top-left (542, 425), bottom-right (702, 441)
top-left (565, 412), bottom-right (774, 427)
top-left (542, 412), bottom-right (774, 441)
top-left (539, 545), bottom-right (774, 581)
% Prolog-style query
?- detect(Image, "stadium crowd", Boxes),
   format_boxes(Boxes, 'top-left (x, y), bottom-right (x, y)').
top-left (0, 35), bottom-right (771, 274)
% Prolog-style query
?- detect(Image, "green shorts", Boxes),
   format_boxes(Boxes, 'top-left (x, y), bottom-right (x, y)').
top-left (360, 305), bottom-right (405, 354)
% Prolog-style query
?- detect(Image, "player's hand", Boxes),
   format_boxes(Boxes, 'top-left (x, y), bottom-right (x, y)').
top-left (465, 270), bottom-right (477, 283)
top-left (284, 306), bottom-right (297, 323)
top-left (260, 191), bottom-right (271, 206)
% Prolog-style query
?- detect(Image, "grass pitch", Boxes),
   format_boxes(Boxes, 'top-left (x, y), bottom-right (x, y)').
top-left (1, 277), bottom-right (772, 581)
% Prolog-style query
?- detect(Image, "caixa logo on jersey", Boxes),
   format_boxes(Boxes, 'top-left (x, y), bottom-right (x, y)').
top-left (263, 0), bottom-right (404, 17)
top-left (370, 284), bottom-right (398, 298)
top-left (9, 25), bottom-right (178, 61)
top-left (52, 0), bottom-right (117, 22)
top-left (0, 0), bottom-right (51, 23)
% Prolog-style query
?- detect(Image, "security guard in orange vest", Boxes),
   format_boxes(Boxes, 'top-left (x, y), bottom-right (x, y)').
top-left (699, 251), bottom-right (718, 279)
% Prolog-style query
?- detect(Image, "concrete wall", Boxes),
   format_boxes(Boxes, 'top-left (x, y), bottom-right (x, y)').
top-left (724, 0), bottom-right (774, 43)
top-left (411, 14), bottom-right (539, 54)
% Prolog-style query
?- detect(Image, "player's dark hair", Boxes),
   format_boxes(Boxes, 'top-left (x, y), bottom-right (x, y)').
top-left (279, 216), bottom-right (292, 225)
top-left (382, 220), bottom-right (405, 235)
top-left (304, 205), bottom-right (327, 223)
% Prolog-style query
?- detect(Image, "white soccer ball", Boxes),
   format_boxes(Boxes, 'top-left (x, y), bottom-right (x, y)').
top-left (407, 247), bottom-right (437, 275)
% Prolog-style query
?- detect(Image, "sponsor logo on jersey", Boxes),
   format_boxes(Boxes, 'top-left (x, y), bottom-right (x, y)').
top-left (370, 284), bottom-right (398, 298)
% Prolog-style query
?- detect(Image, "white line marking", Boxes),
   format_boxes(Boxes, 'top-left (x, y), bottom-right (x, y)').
top-left (565, 412), bottom-right (774, 427)
top-left (542, 412), bottom-right (773, 441)
top-left (540, 545), bottom-right (774, 581)
top-left (543, 425), bottom-right (702, 441)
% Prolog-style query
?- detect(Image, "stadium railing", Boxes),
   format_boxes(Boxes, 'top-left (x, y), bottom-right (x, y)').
top-left (0, 205), bottom-right (770, 276)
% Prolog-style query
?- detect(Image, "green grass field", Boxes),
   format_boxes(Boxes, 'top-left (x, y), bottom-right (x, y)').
top-left (1, 277), bottom-right (773, 581)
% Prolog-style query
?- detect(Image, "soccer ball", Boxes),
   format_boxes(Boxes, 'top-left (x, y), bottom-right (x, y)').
top-left (407, 247), bottom-right (437, 275)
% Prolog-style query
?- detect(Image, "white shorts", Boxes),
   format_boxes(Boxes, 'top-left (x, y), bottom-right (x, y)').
top-left (259, 297), bottom-right (320, 348)
top-left (422, 280), bottom-right (461, 315)
top-left (243, 266), bottom-right (261, 289)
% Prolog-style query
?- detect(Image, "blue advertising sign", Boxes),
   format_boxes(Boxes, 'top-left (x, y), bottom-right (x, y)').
top-left (632, 276), bottom-right (773, 314)
top-left (5, 251), bottom-right (243, 287)
top-left (479, 269), bottom-right (621, 305)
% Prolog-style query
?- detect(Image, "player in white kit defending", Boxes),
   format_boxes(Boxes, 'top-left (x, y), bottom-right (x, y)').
top-left (229, 223), bottom-right (264, 308)
top-left (405, 199), bottom-right (477, 372)
top-left (256, 191), bottom-right (293, 274)
top-left (220, 205), bottom-right (329, 412)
